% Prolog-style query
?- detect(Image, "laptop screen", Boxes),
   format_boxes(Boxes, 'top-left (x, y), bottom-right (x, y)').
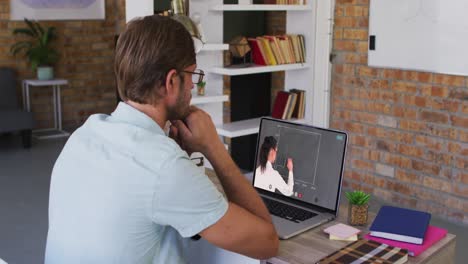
top-left (253, 118), bottom-right (347, 212)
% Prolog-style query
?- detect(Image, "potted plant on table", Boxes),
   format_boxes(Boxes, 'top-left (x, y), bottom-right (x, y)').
top-left (10, 18), bottom-right (59, 80)
top-left (197, 80), bottom-right (206, 96)
top-left (346, 190), bottom-right (370, 226)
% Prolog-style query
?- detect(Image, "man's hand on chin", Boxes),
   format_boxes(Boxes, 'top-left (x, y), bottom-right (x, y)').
top-left (169, 107), bottom-right (222, 157)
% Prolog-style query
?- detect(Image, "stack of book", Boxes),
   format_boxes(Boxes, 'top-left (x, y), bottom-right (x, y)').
top-left (271, 89), bottom-right (305, 120)
top-left (366, 206), bottom-right (447, 257)
top-left (248, 34), bottom-right (305, 66)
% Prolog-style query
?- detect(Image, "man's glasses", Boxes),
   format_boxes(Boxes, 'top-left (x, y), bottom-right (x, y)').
top-left (182, 69), bottom-right (205, 85)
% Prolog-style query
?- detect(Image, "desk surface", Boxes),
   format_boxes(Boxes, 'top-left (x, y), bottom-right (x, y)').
top-left (205, 169), bottom-right (456, 264)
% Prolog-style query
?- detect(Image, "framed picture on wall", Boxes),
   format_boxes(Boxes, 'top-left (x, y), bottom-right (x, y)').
top-left (10, 0), bottom-right (105, 20)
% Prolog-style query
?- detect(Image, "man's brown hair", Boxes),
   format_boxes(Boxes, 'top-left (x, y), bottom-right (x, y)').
top-left (115, 15), bottom-right (196, 104)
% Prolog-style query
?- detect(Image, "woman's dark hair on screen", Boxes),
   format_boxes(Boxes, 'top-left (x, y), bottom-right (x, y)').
top-left (259, 136), bottom-right (277, 173)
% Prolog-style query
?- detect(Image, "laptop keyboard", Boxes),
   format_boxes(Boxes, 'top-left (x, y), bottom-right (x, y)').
top-left (263, 198), bottom-right (317, 223)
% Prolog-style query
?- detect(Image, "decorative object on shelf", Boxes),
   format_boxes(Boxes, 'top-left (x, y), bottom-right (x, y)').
top-left (197, 80), bottom-right (206, 96)
top-left (171, 0), bottom-right (205, 53)
top-left (228, 35), bottom-right (252, 68)
top-left (191, 12), bottom-right (207, 44)
top-left (11, 18), bottom-right (59, 80)
top-left (345, 190), bottom-right (370, 226)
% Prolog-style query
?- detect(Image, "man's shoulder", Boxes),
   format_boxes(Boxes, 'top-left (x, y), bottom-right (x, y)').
top-left (68, 114), bottom-right (188, 169)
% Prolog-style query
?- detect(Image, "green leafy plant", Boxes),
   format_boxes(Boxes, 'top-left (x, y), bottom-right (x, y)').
top-left (345, 190), bottom-right (370, 206)
top-left (197, 80), bottom-right (206, 87)
top-left (10, 18), bottom-right (59, 70)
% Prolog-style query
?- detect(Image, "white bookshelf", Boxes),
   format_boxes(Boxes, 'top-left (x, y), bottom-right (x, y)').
top-left (211, 4), bottom-right (312, 11)
top-left (191, 91), bottom-right (228, 105)
top-left (200, 43), bottom-right (229, 51)
top-left (207, 0), bottom-right (334, 139)
top-left (217, 117), bottom-right (306, 138)
top-left (209, 63), bottom-right (309, 76)
top-left (216, 118), bottom-right (261, 138)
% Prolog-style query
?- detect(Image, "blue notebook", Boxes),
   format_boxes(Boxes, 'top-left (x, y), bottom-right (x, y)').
top-left (369, 206), bottom-right (431, 245)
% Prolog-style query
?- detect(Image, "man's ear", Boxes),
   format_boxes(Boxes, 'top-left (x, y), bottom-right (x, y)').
top-left (164, 69), bottom-right (179, 96)
top-left (162, 69), bottom-right (181, 106)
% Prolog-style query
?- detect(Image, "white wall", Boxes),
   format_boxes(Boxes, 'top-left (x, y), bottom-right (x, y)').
top-left (126, 0), bottom-right (154, 22)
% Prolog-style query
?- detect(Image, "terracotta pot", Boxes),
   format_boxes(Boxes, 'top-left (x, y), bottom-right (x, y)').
top-left (197, 85), bottom-right (205, 96)
top-left (348, 203), bottom-right (368, 226)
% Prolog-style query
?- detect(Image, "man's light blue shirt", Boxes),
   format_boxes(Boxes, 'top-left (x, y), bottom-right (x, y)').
top-left (45, 102), bottom-right (228, 264)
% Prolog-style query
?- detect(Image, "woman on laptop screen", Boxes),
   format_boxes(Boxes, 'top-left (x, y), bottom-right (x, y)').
top-left (254, 136), bottom-right (294, 196)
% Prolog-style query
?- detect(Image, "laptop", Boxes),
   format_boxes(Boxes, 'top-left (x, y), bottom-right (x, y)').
top-left (252, 117), bottom-right (348, 239)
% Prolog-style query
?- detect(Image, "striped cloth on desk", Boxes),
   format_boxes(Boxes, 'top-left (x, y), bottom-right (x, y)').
top-left (317, 239), bottom-right (408, 264)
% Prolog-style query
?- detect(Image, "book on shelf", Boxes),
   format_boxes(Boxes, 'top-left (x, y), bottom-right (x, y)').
top-left (263, 35), bottom-right (285, 65)
top-left (280, 92), bottom-right (292, 119)
top-left (278, 35), bottom-right (294, 64)
top-left (272, 91), bottom-right (290, 119)
top-left (247, 38), bottom-right (267, 66)
top-left (298, 34), bottom-right (306, 62)
top-left (291, 35), bottom-right (301, 63)
top-left (317, 239), bottom-right (408, 264)
top-left (271, 89), bottom-right (305, 120)
top-left (248, 34), bottom-right (306, 66)
top-left (283, 92), bottom-right (297, 119)
top-left (257, 37), bottom-right (277, 65)
top-left (289, 89), bottom-right (301, 118)
top-left (365, 225), bottom-right (448, 257)
top-left (290, 89), bottom-right (305, 119)
top-left (286, 35), bottom-right (297, 63)
top-left (369, 206), bottom-right (431, 245)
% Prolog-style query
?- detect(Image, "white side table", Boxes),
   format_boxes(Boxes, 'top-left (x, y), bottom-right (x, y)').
top-left (22, 79), bottom-right (70, 139)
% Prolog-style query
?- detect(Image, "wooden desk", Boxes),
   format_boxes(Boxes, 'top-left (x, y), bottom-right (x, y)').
top-left (269, 204), bottom-right (456, 264)
top-left (205, 170), bottom-right (456, 264)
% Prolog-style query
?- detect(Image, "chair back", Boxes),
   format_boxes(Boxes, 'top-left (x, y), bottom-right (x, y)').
top-left (0, 68), bottom-right (18, 108)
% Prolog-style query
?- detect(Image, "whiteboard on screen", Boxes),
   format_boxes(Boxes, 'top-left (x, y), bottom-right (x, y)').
top-left (368, 0), bottom-right (468, 76)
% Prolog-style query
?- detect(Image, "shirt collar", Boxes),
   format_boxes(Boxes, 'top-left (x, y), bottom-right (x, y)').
top-left (266, 161), bottom-right (273, 169)
top-left (111, 102), bottom-right (165, 135)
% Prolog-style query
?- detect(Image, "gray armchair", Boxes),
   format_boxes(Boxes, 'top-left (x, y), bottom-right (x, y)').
top-left (0, 68), bottom-right (34, 148)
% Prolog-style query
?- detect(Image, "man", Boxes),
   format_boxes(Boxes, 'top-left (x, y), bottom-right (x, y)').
top-left (45, 15), bottom-right (278, 263)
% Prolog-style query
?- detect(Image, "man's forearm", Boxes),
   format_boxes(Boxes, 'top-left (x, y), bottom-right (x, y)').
top-left (204, 142), bottom-right (272, 223)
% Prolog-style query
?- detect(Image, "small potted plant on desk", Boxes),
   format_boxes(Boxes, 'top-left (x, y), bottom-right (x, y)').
top-left (10, 18), bottom-right (59, 80)
top-left (346, 190), bottom-right (370, 226)
top-left (197, 80), bottom-right (206, 96)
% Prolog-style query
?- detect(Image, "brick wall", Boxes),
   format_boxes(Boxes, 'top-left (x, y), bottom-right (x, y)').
top-left (0, 0), bottom-right (125, 130)
top-left (331, 0), bottom-right (468, 224)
